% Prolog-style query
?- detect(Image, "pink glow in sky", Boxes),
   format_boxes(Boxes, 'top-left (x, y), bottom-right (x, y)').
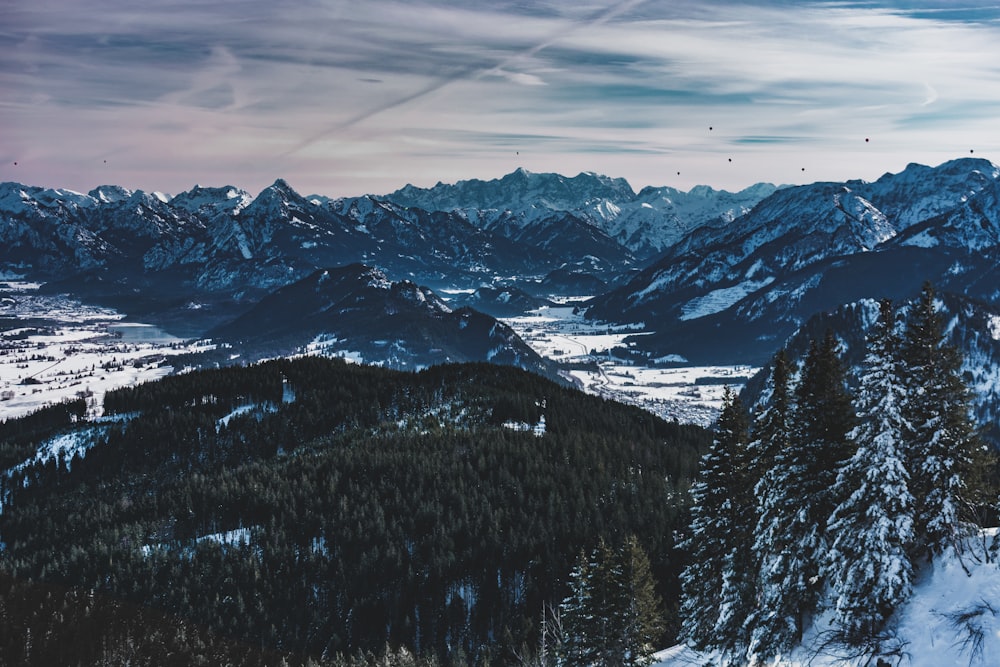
top-left (3, 0), bottom-right (1000, 198)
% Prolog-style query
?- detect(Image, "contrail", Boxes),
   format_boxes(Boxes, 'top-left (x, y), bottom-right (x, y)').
top-left (280, 0), bottom-right (648, 158)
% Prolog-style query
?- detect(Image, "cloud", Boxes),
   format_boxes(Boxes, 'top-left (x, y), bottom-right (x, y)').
top-left (2, 0), bottom-right (1000, 197)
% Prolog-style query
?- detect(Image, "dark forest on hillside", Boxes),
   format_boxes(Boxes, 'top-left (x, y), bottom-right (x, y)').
top-left (0, 358), bottom-right (710, 665)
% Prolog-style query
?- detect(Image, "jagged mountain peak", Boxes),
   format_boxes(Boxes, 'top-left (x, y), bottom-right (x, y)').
top-left (0, 182), bottom-right (94, 214)
top-left (313, 263), bottom-right (392, 290)
top-left (381, 169), bottom-right (773, 260)
top-left (885, 156), bottom-right (999, 183)
top-left (88, 184), bottom-right (135, 204)
top-left (387, 168), bottom-right (636, 211)
top-left (172, 184), bottom-right (251, 211)
top-left (269, 177), bottom-right (297, 192)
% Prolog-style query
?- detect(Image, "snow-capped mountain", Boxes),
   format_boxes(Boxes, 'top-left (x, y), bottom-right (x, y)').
top-left (209, 264), bottom-right (562, 380)
top-left (587, 158), bottom-right (1000, 364)
top-left (385, 168), bottom-right (777, 259)
top-left (0, 169), bottom-right (775, 337)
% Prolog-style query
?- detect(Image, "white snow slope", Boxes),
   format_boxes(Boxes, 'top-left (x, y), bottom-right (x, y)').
top-left (654, 529), bottom-right (1000, 667)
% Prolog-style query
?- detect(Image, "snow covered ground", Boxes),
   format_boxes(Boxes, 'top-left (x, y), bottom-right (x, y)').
top-left (0, 283), bottom-right (753, 428)
top-left (653, 529), bottom-right (1000, 667)
top-left (0, 281), bottom-right (215, 420)
top-left (502, 302), bottom-right (756, 427)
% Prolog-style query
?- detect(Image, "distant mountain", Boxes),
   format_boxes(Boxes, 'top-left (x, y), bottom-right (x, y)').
top-left (209, 264), bottom-right (563, 380)
top-left (586, 158), bottom-right (1000, 364)
top-left (0, 169), bottom-right (774, 336)
top-left (450, 284), bottom-right (557, 318)
top-left (385, 168), bottom-right (777, 259)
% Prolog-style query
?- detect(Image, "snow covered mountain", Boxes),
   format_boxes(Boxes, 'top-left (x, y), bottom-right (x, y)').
top-left (385, 168), bottom-right (777, 259)
top-left (0, 169), bottom-right (775, 337)
top-left (209, 264), bottom-right (562, 380)
top-left (587, 158), bottom-right (1000, 364)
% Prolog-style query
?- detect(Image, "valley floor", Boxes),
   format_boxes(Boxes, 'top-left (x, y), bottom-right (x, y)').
top-left (0, 283), bottom-right (754, 427)
top-left (0, 281), bottom-right (214, 420)
top-left (502, 301), bottom-right (756, 427)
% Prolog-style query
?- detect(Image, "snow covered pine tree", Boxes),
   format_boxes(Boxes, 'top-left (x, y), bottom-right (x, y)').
top-left (901, 283), bottom-right (984, 559)
top-left (825, 299), bottom-right (915, 647)
top-left (560, 539), bottom-right (664, 667)
top-left (679, 387), bottom-right (753, 662)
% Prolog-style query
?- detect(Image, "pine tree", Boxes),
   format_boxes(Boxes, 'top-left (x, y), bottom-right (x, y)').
top-left (901, 283), bottom-right (982, 558)
top-left (796, 331), bottom-right (856, 524)
top-left (747, 349), bottom-right (793, 479)
top-left (619, 536), bottom-right (665, 667)
top-left (560, 543), bottom-right (625, 666)
top-left (590, 539), bottom-right (628, 667)
top-left (559, 539), bottom-right (664, 667)
top-left (559, 549), bottom-right (596, 666)
top-left (678, 387), bottom-right (751, 662)
top-left (747, 350), bottom-right (801, 660)
top-left (825, 299), bottom-right (915, 646)
top-left (748, 334), bottom-right (854, 660)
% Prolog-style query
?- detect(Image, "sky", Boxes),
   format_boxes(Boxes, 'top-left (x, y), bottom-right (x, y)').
top-left (3, 0), bottom-right (1000, 199)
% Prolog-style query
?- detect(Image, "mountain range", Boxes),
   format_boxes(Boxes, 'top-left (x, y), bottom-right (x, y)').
top-left (4, 157), bottom-right (1000, 388)
top-left (0, 169), bottom-right (776, 377)
top-left (0, 170), bottom-right (772, 309)
top-left (208, 263), bottom-right (561, 380)
top-left (587, 158), bottom-right (1000, 364)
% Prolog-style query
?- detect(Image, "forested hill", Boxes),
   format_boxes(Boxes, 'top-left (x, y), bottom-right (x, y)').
top-left (0, 358), bottom-right (710, 665)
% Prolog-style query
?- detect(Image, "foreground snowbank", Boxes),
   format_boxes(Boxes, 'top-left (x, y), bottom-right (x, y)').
top-left (655, 529), bottom-right (1000, 666)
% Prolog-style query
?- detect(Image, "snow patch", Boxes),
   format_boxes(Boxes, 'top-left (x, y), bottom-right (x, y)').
top-left (902, 230), bottom-right (940, 248)
top-left (989, 316), bottom-right (1000, 341)
top-left (10, 428), bottom-right (101, 474)
top-left (654, 354), bottom-right (689, 364)
top-left (680, 278), bottom-right (775, 321)
top-left (196, 527), bottom-right (252, 548)
top-left (502, 414), bottom-right (546, 437)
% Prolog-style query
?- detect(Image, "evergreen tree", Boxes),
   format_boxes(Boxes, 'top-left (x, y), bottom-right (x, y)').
top-left (747, 350), bottom-right (801, 660)
top-left (619, 536), bottom-right (665, 667)
top-left (747, 349), bottom-right (793, 479)
top-left (678, 388), bottom-right (751, 663)
top-left (590, 540), bottom-right (628, 667)
top-left (748, 334), bottom-right (853, 660)
top-left (795, 330), bottom-right (856, 525)
top-left (825, 299), bottom-right (915, 646)
top-left (559, 538), bottom-right (664, 667)
top-left (559, 549), bottom-right (597, 666)
top-left (901, 283), bottom-right (982, 558)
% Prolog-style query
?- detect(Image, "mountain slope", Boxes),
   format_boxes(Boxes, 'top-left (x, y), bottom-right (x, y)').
top-left (0, 357), bottom-right (710, 663)
top-left (739, 292), bottom-right (1000, 446)
top-left (587, 158), bottom-right (1000, 364)
top-left (656, 528), bottom-right (1000, 667)
top-left (209, 264), bottom-right (563, 379)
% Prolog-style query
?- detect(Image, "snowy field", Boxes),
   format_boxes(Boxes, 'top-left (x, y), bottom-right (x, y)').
top-left (0, 281), bottom-right (214, 420)
top-left (0, 283), bottom-right (755, 428)
top-left (502, 303), bottom-right (756, 427)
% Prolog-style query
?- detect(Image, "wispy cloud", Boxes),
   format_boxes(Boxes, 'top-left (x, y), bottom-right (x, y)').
top-left (2, 0), bottom-right (999, 196)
